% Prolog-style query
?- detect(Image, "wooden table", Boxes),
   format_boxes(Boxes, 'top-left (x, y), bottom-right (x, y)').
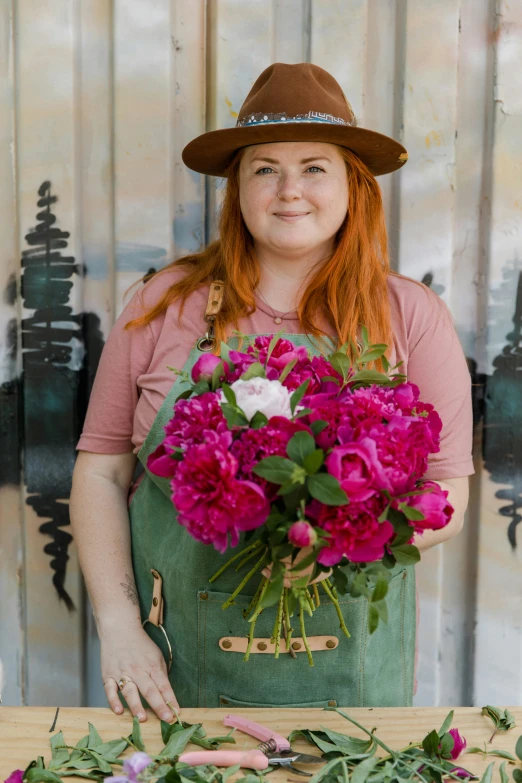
top-left (1, 707), bottom-right (521, 781)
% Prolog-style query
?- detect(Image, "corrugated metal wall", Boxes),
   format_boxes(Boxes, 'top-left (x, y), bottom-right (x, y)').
top-left (1, 0), bottom-right (521, 708)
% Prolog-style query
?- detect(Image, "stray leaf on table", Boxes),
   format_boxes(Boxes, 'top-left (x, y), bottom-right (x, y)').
top-left (479, 762), bottom-right (495, 783)
top-left (467, 746), bottom-right (516, 761)
top-left (516, 734), bottom-right (522, 761)
top-left (481, 706), bottom-right (516, 742)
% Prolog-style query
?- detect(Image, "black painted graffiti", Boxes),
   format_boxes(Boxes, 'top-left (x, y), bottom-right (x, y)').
top-left (0, 181), bottom-right (105, 610)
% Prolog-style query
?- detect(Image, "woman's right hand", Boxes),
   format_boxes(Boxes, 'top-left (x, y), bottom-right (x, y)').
top-left (99, 622), bottom-right (180, 723)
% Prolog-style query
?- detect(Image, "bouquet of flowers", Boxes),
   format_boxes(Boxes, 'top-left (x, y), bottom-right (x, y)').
top-left (148, 330), bottom-right (453, 665)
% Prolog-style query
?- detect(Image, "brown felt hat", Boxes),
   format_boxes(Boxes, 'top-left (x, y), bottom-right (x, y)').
top-left (182, 62), bottom-right (408, 178)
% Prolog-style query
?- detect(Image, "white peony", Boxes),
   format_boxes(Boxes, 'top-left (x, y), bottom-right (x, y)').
top-left (225, 377), bottom-right (296, 421)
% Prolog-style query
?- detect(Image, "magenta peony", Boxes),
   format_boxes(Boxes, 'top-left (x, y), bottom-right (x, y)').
top-left (368, 416), bottom-right (433, 494)
top-left (325, 439), bottom-right (386, 501)
top-left (227, 349), bottom-right (258, 382)
top-left (288, 520), bottom-right (318, 548)
top-left (191, 353), bottom-right (229, 383)
top-left (408, 480), bottom-right (454, 533)
top-left (308, 497), bottom-right (395, 566)
top-left (171, 431), bottom-right (270, 552)
top-left (447, 729), bottom-right (467, 760)
top-left (281, 354), bottom-right (344, 394)
top-left (4, 772), bottom-right (24, 783)
top-left (249, 335), bottom-right (308, 370)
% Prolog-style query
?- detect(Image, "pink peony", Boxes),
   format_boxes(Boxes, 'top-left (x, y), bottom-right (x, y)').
top-left (325, 439), bottom-right (385, 501)
top-left (303, 396), bottom-right (355, 449)
top-left (231, 416), bottom-right (311, 499)
top-left (147, 392), bottom-right (228, 478)
top-left (308, 497), bottom-right (395, 566)
top-left (249, 336), bottom-right (308, 371)
top-left (281, 355), bottom-right (343, 394)
top-left (408, 481), bottom-right (454, 533)
top-left (191, 354), bottom-right (229, 383)
top-left (171, 431), bottom-right (270, 552)
top-left (289, 520), bottom-right (318, 548)
top-left (4, 772), bottom-right (24, 783)
top-left (368, 416), bottom-right (433, 494)
top-left (227, 349), bottom-right (258, 382)
top-left (447, 729), bottom-right (467, 760)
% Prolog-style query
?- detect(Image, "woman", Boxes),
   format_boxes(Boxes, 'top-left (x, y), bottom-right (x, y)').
top-left (71, 63), bottom-right (473, 718)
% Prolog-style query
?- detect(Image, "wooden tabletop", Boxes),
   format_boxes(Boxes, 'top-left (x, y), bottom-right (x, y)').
top-left (1, 707), bottom-right (521, 781)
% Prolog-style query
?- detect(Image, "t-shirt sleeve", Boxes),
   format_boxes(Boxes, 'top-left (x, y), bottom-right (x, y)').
top-left (76, 284), bottom-right (155, 454)
top-left (406, 289), bottom-right (474, 480)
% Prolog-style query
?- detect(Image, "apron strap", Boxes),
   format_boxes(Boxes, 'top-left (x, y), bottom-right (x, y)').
top-left (147, 568), bottom-right (165, 626)
top-left (196, 280), bottom-right (225, 352)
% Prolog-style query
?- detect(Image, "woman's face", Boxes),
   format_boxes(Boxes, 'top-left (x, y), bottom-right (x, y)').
top-left (239, 140), bottom-right (348, 261)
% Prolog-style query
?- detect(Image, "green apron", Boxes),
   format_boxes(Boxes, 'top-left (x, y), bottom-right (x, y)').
top-left (129, 333), bottom-right (416, 708)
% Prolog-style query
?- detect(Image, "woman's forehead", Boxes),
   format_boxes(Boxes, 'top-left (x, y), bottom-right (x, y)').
top-left (242, 140), bottom-right (341, 161)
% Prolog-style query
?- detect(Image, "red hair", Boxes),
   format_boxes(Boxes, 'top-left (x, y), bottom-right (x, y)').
top-left (124, 146), bottom-right (399, 366)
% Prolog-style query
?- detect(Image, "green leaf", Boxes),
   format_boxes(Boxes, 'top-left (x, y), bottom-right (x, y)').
top-left (371, 577), bottom-right (388, 603)
top-left (278, 358), bottom-right (298, 384)
top-left (289, 548), bottom-right (318, 572)
top-left (350, 755), bottom-right (379, 783)
top-left (479, 762), bottom-right (495, 783)
top-left (307, 473), bottom-right (349, 506)
top-left (87, 723), bottom-right (103, 748)
top-left (319, 727), bottom-right (374, 756)
top-left (350, 369), bottom-right (391, 385)
top-left (221, 384), bottom-right (237, 406)
top-left (359, 345), bottom-right (387, 363)
top-left (513, 770), bottom-right (522, 783)
top-left (220, 341), bottom-right (232, 366)
top-left (499, 762), bottom-right (509, 783)
top-left (310, 420), bottom-right (329, 436)
top-left (221, 403), bottom-right (249, 428)
top-left (391, 544), bottom-right (421, 566)
top-left (240, 361), bottom-right (265, 381)
top-left (211, 360), bottom-right (226, 390)
top-left (423, 729), bottom-right (441, 757)
top-left (250, 410), bottom-right (268, 429)
top-left (516, 734), bottom-right (522, 761)
top-left (290, 379), bottom-right (311, 415)
top-left (259, 574), bottom-right (284, 608)
top-left (372, 599), bottom-right (388, 625)
top-left (332, 568), bottom-right (349, 595)
top-left (48, 731), bottom-right (70, 769)
top-left (329, 352), bottom-right (351, 381)
top-left (160, 724), bottom-right (201, 759)
top-left (399, 502), bottom-right (426, 522)
top-left (131, 715), bottom-right (146, 751)
top-left (368, 604), bottom-right (380, 634)
top-left (252, 456), bottom-right (297, 484)
top-left (96, 738), bottom-right (129, 760)
top-left (287, 431), bottom-right (316, 465)
top-left (192, 379), bottom-right (211, 396)
top-left (439, 732), bottom-right (455, 758)
top-left (303, 449), bottom-right (325, 474)
top-left (438, 710), bottom-right (455, 737)
top-left (360, 326), bottom-right (369, 347)
top-left (26, 771), bottom-right (65, 783)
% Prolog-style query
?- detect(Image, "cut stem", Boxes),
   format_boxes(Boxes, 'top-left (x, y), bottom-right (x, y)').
top-left (221, 550), bottom-right (269, 609)
top-left (299, 596), bottom-right (314, 666)
top-left (243, 576), bottom-right (265, 619)
top-left (313, 582), bottom-right (320, 607)
top-left (322, 579), bottom-right (350, 638)
top-left (209, 539), bottom-right (263, 583)
top-left (283, 589), bottom-right (296, 656)
top-left (244, 577), bottom-right (269, 661)
top-left (274, 590), bottom-right (284, 658)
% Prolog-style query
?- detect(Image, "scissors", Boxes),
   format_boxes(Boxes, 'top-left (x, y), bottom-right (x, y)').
top-left (179, 713), bottom-right (324, 776)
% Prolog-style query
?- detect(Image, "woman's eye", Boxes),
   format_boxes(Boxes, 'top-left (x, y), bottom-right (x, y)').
top-left (255, 166), bottom-right (324, 175)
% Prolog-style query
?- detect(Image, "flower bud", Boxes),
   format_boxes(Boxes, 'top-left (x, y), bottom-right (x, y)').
top-left (288, 520), bottom-right (318, 548)
top-left (191, 354), bottom-right (228, 383)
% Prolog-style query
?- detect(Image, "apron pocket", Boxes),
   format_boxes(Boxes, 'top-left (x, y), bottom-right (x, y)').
top-left (218, 694), bottom-right (337, 708)
top-left (197, 587), bottom-right (365, 708)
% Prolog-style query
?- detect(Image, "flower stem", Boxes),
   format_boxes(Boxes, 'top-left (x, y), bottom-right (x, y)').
top-left (244, 577), bottom-right (269, 662)
top-left (305, 587), bottom-right (316, 613)
top-left (322, 580), bottom-right (350, 638)
top-left (299, 596), bottom-right (314, 666)
top-left (221, 550), bottom-right (269, 609)
top-left (243, 576), bottom-right (266, 619)
top-left (235, 545), bottom-right (265, 571)
top-left (209, 539), bottom-right (263, 583)
top-left (274, 590), bottom-right (284, 658)
top-left (283, 589), bottom-right (295, 654)
top-left (313, 583), bottom-right (320, 607)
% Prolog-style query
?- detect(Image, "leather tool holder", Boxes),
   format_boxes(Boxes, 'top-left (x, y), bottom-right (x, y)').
top-left (142, 569), bottom-right (173, 673)
top-left (196, 280), bottom-right (225, 352)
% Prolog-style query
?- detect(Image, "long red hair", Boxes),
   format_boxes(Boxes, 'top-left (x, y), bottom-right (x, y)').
top-left (124, 146), bottom-right (396, 362)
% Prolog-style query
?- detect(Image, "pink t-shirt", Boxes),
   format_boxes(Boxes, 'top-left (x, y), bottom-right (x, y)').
top-left (76, 268), bottom-right (475, 506)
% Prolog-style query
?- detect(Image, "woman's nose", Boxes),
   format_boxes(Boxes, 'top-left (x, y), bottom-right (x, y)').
top-left (276, 174), bottom-right (303, 199)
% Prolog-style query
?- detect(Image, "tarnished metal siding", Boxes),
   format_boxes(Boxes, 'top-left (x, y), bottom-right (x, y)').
top-left (0, 0), bottom-right (521, 708)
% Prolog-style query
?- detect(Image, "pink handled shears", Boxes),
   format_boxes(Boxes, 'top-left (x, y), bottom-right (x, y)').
top-left (179, 713), bottom-right (324, 776)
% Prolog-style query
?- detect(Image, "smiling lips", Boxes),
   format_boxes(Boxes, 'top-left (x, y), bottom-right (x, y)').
top-left (274, 212), bottom-right (309, 220)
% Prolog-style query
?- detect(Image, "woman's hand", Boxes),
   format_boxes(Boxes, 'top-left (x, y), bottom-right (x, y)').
top-left (99, 622), bottom-right (180, 722)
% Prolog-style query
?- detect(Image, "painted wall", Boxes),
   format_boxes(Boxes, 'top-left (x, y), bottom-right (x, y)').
top-left (0, 0), bottom-right (521, 708)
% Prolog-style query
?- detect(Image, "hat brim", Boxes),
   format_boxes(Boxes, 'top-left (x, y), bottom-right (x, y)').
top-left (182, 123), bottom-right (408, 178)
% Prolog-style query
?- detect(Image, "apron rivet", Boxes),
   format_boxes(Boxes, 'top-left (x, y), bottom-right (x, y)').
top-left (220, 698), bottom-right (229, 705)
top-left (257, 642), bottom-right (268, 651)
top-left (222, 639), bottom-right (232, 649)
top-left (200, 592), bottom-right (208, 600)
top-left (291, 641), bottom-right (302, 651)
top-left (328, 700), bottom-right (336, 707)
top-left (326, 640), bottom-right (336, 649)
top-left (153, 597), bottom-right (158, 606)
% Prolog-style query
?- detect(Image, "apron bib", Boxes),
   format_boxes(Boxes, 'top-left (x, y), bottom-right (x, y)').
top-left (129, 333), bottom-right (416, 708)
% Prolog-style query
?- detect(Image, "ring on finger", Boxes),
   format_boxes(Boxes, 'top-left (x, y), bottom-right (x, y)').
top-left (117, 677), bottom-right (134, 691)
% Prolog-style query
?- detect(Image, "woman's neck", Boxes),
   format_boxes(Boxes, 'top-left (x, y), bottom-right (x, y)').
top-left (255, 251), bottom-right (324, 312)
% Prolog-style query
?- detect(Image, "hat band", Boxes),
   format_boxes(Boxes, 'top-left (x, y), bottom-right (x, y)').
top-left (236, 110), bottom-right (357, 128)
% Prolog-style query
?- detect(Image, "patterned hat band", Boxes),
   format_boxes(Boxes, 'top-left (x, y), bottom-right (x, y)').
top-left (236, 110), bottom-right (357, 128)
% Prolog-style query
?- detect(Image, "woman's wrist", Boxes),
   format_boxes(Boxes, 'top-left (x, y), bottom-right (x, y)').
top-left (94, 608), bottom-right (143, 637)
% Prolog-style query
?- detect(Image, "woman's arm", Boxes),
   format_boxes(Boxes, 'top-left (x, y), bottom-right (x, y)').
top-left (413, 476), bottom-right (470, 553)
top-left (70, 451), bottom-right (179, 719)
